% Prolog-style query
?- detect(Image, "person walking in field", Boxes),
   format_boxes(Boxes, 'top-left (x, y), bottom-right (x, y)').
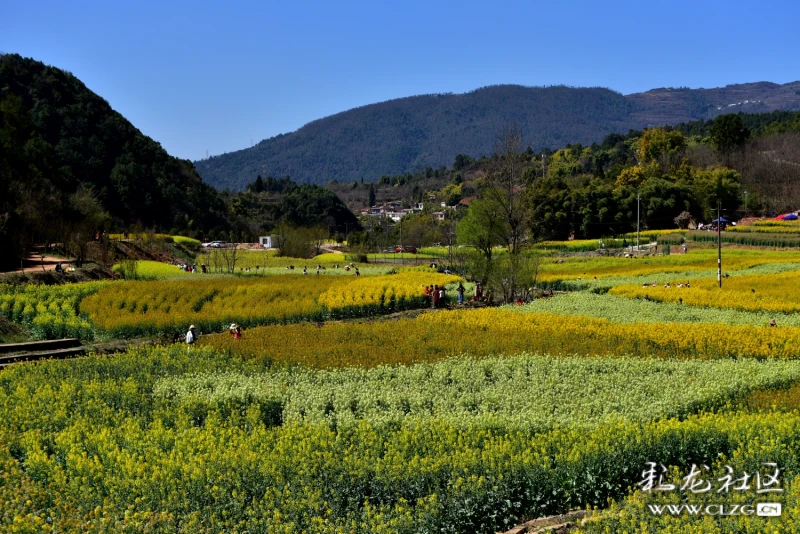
top-left (456, 282), bottom-right (465, 304)
top-left (186, 325), bottom-right (198, 350)
top-left (438, 285), bottom-right (446, 307)
top-left (432, 284), bottom-right (439, 308)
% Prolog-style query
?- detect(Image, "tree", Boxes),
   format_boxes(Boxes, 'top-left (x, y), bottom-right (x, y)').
top-left (484, 123), bottom-right (531, 255)
top-left (368, 183), bottom-right (376, 207)
top-left (636, 128), bottom-right (686, 173)
top-left (218, 232), bottom-right (242, 273)
top-left (711, 114), bottom-right (750, 155)
top-left (674, 211), bottom-right (693, 229)
top-left (689, 167), bottom-right (741, 221)
top-left (65, 184), bottom-right (110, 267)
top-left (456, 196), bottom-right (507, 284)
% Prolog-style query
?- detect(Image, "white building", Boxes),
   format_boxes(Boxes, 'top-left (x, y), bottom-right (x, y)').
top-left (258, 236), bottom-right (277, 248)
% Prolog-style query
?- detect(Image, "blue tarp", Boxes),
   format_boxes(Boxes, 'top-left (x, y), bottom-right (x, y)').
top-left (781, 213), bottom-right (799, 220)
top-left (712, 217), bottom-right (730, 223)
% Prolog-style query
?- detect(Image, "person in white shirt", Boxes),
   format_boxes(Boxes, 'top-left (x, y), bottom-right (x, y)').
top-left (186, 325), bottom-right (197, 350)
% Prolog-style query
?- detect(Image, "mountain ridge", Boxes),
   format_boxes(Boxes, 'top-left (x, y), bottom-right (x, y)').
top-left (194, 80), bottom-right (800, 190)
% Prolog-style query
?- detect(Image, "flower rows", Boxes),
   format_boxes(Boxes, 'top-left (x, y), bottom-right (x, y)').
top-left (610, 270), bottom-right (800, 313)
top-left (514, 291), bottom-right (800, 327)
top-left (0, 282), bottom-right (109, 340)
top-left (79, 272), bottom-right (458, 337)
top-left (2, 343), bottom-right (800, 532)
top-left (201, 307), bottom-right (800, 365)
top-left (537, 249), bottom-right (800, 284)
top-left (689, 229), bottom-right (800, 247)
top-left (155, 354), bottom-right (800, 431)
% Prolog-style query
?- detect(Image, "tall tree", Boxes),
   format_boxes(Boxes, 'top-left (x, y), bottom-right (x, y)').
top-left (711, 114), bottom-right (750, 156)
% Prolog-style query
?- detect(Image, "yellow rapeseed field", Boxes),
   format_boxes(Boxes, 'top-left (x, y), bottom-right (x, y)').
top-left (610, 270), bottom-right (800, 313)
top-left (79, 272), bottom-right (459, 336)
top-left (201, 307), bottom-right (800, 366)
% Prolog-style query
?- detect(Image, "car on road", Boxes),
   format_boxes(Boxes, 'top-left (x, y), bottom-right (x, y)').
top-left (201, 241), bottom-right (227, 248)
top-left (395, 246), bottom-right (417, 253)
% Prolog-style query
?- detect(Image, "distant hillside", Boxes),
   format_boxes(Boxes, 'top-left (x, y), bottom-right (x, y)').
top-left (0, 54), bottom-right (230, 269)
top-left (195, 81), bottom-right (800, 190)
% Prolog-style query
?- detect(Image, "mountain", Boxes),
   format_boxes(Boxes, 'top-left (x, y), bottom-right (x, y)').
top-left (195, 81), bottom-right (800, 190)
top-left (0, 54), bottom-right (230, 269)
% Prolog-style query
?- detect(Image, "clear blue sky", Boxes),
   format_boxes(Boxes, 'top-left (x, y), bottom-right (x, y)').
top-left (4, 0), bottom-right (798, 161)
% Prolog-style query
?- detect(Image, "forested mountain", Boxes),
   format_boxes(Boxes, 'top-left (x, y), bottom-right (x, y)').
top-left (0, 53), bottom-right (232, 268)
top-left (0, 54), bottom-right (363, 269)
top-left (195, 82), bottom-right (800, 190)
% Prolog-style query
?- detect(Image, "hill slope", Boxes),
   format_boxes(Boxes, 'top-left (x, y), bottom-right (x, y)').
top-left (0, 54), bottom-right (230, 268)
top-left (195, 81), bottom-right (800, 190)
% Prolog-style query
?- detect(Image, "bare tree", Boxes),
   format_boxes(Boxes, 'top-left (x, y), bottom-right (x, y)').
top-left (218, 232), bottom-right (241, 273)
top-left (310, 226), bottom-right (329, 256)
top-left (483, 123), bottom-right (531, 255)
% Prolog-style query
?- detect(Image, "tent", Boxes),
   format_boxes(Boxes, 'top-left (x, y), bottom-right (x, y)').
top-left (781, 214), bottom-right (799, 221)
top-left (712, 217), bottom-right (729, 223)
top-left (774, 213), bottom-right (795, 220)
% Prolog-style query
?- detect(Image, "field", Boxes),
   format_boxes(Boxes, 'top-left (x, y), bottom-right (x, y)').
top-left (79, 271), bottom-right (460, 337)
top-left (3, 241), bottom-right (800, 532)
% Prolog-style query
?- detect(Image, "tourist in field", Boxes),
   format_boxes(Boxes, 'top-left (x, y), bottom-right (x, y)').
top-left (355, 267), bottom-right (360, 276)
top-left (770, 319), bottom-right (777, 327)
top-left (438, 285), bottom-right (446, 307)
top-left (229, 323), bottom-right (242, 339)
top-left (303, 266), bottom-right (308, 275)
top-left (186, 325), bottom-right (198, 349)
top-left (432, 285), bottom-right (439, 308)
top-left (457, 283), bottom-right (465, 304)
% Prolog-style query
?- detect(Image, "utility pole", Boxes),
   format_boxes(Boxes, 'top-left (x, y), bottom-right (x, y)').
top-left (716, 200), bottom-right (722, 288)
top-left (636, 194), bottom-right (641, 252)
top-left (744, 191), bottom-right (748, 215)
top-left (399, 219), bottom-right (404, 266)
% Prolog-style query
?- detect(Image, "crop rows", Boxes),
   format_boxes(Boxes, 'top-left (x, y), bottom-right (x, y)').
top-left (2, 343), bottom-right (799, 533)
top-left (0, 281), bottom-right (109, 340)
top-left (155, 354), bottom-right (800, 431)
top-left (688, 229), bottom-right (800, 247)
top-left (610, 270), bottom-right (800, 313)
top-left (537, 249), bottom-right (800, 284)
top-left (79, 272), bottom-right (459, 337)
top-left (515, 291), bottom-right (800, 327)
top-left (201, 307), bottom-right (800, 364)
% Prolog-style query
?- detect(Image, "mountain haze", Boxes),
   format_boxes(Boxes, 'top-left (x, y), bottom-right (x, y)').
top-left (195, 81), bottom-right (800, 190)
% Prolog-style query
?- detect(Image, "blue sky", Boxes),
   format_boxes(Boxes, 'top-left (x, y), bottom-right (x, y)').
top-left (3, 0), bottom-right (798, 161)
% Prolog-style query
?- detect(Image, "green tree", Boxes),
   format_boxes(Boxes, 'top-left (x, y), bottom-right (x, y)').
top-left (457, 196), bottom-right (508, 285)
top-left (711, 114), bottom-right (750, 154)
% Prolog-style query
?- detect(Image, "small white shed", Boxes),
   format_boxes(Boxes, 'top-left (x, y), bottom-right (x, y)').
top-left (259, 236), bottom-right (277, 248)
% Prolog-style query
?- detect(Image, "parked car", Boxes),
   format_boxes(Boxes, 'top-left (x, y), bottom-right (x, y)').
top-left (395, 246), bottom-right (417, 253)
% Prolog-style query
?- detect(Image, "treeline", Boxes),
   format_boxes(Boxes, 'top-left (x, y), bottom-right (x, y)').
top-left (340, 111), bottom-right (800, 249)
